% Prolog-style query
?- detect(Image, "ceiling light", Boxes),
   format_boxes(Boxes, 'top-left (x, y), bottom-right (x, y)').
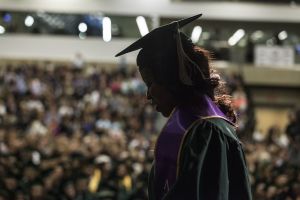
top-left (278, 30), bottom-right (288, 40)
top-left (0, 25), bottom-right (5, 34)
top-left (103, 17), bottom-right (112, 42)
top-left (78, 22), bottom-right (88, 33)
top-left (25, 15), bottom-right (34, 27)
top-left (228, 29), bottom-right (245, 46)
top-left (136, 16), bottom-right (149, 36)
top-left (191, 26), bottom-right (202, 43)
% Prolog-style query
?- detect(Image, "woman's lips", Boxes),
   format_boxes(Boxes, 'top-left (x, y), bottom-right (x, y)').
top-left (149, 100), bottom-right (159, 111)
top-left (151, 102), bottom-right (158, 110)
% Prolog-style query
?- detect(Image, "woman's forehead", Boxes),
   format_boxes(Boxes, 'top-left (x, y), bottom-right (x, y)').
top-left (139, 67), bottom-right (155, 85)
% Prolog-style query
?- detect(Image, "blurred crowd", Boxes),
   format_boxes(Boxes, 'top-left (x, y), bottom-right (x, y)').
top-left (0, 62), bottom-right (299, 199)
top-left (246, 109), bottom-right (300, 200)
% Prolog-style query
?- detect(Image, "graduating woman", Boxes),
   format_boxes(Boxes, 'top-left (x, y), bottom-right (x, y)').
top-left (116, 14), bottom-right (252, 200)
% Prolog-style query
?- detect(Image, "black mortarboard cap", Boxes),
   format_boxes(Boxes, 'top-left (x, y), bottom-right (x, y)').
top-left (115, 14), bottom-right (206, 86)
top-left (115, 14), bottom-right (202, 57)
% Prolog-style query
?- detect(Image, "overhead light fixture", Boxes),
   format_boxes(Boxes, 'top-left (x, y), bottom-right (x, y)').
top-left (228, 29), bottom-right (245, 46)
top-left (103, 17), bottom-right (111, 42)
top-left (251, 30), bottom-right (264, 41)
top-left (79, 32), bottom-right (86, 40)
top-left (78, 22), bottom-right (88, 33)
top-left (191, 26), bottom-right (202, 43)
top-left (0, 25), bottom-right (5, 34)
top-left (278, 30), bottom-right (288, 40)
top-left (136, 16), bottom-right (149, 36)
top-left (25, 15), bottom-right (34, 27)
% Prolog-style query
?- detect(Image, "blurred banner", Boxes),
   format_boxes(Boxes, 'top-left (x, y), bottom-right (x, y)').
top-left (254, 45), bottom-right (295, 68)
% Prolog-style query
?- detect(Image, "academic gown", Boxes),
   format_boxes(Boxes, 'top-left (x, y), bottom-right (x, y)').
top-left (148, 96), bottom-right (252, 200)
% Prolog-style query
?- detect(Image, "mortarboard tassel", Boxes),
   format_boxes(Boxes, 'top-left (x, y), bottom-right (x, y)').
top-left (175, 22), bottom-right (208, 86)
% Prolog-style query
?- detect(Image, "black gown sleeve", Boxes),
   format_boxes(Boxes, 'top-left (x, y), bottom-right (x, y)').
top-left (163, 119), bottom-right (252, 200)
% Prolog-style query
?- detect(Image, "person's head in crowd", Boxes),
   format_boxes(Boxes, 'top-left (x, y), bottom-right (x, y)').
top-left (70, 151), bottom-right (85, 169)
top-left (286, 107), bottom-right (300, 141)
top-left (15, 189), bottom-right (28, 200)
top-left (23, 163), bottom-right (39, 183)
top-left (292, 183), bottom-right (300, 197)
top-left (75, 174), bottom-right (89, 194)
top-left (0, 128), bottom-right (5, 140)
top-left (266, 185), bottom-right (278, 199)
top-left (95, 154), bottom-right (112, 172)
top-left (255, 182), bottom-right (266, 199)
top-left (30, 181), bottom-right (44, 200)
top-left (81, 157), bottom-right (94, 172)
top-left (62, 180), bottom-right (77, 199)
top-left (18, 147), bottom-right (34, 165)
top-left (50, 165), bottom-right (64, 180)
top-left (3, 173), bottom-right (18, 192)
top-left (0, 190), bottom-right (9, 200)
top-left (274, 174), bottom-right (289, 187)
top-left (116, 163), bottom-right (129, 178)
top-left (43, 177), bottom-right (54, 193)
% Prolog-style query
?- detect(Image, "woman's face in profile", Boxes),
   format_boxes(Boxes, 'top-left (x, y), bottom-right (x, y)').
top-left (139, 67), bottom-right (176, 117)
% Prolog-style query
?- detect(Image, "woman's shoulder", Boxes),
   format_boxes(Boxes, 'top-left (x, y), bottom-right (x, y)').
top-left (185, 116), bottom-right (240, 145)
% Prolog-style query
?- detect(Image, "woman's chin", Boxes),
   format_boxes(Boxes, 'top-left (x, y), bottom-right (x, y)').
top-left (161, 112), bottom-right (170, 117)
top-left (155, 105), bottom-right (164, 116)
top-left (159, 108), bottom-right (173, 117)
top-left (154, 104), bottom-right (174, 117)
